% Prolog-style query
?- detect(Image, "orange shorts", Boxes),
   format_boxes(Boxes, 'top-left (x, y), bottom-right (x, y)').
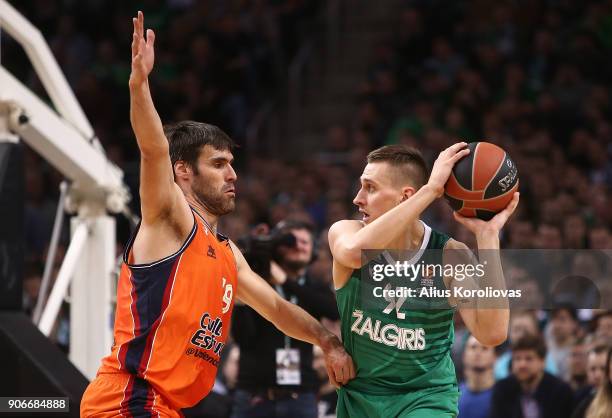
top-left (80, 372), bottom-right (182, 418)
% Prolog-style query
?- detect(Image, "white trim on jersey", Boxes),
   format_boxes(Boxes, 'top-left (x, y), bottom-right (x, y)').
top-left (382, 220), bottom-right (432, 265)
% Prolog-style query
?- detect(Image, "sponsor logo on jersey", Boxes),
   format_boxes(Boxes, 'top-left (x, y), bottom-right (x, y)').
top-left (190, 312), bottom-right (225, 356)
top-left (350, 310), bottom-right (426, 351)
top-left (207, 245), bottom-right (216, 259)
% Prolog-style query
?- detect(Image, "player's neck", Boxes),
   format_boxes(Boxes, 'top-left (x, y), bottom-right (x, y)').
top-left (519, 371), bottom-right (544, 393)
top-left (466, 368), bottom-right (494, 392)
top-left (186, 196), bottom-right (219, 234)
top-left (389, 220), bottom-right (424, 250)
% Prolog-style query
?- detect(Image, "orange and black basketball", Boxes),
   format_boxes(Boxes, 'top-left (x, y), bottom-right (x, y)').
top-left (444, 142), bottom-right (519, 221)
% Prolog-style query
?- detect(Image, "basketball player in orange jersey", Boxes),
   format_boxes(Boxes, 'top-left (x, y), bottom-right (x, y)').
top-left (80, 12), bottom-right (354, 418)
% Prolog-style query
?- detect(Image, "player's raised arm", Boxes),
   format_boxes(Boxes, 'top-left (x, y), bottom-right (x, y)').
top-left (329, 142), bottom-right (470, 270)
top-left (448, 192), bottom-right (520, 347)
top-left (229, 241), bottom-right (355, 387)
top-left (129, 11), bottom-right (180, 224)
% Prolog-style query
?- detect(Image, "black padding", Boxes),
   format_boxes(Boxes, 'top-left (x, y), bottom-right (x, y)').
top-left (0, 312), bottom-right (88, 417)
top-left (0, 142), bottom-right (24, 310)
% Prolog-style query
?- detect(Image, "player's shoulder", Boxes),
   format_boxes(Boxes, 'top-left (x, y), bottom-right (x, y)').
top-left (328, 219), bottom-right (363, 237)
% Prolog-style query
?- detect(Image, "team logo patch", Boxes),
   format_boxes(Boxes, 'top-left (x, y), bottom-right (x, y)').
top-left (207, 245), bottom-right (216, 259)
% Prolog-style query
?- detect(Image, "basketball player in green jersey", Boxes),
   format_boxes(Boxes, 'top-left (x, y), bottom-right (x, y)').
top-left (328, 143), bottom-right (520, 418)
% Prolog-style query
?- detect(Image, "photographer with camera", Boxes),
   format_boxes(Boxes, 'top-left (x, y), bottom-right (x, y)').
top-left (232, 220), bottom-right (340, 418)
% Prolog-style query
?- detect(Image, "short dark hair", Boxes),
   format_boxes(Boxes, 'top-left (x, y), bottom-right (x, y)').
top-left (164, 121), bottom-right (236, 172)
top-left (366, 145), bottom-right (428, 188)
top-left (512, 334), bottom-right (547, 359)
top-left (589, 342), bottom-right (610, 356)
top-left (274, 220), bottom-right (316, 245)
top-left (274, 219), bottom-right (315, 235)
top-left (551, 302), bottom-right (578, 322)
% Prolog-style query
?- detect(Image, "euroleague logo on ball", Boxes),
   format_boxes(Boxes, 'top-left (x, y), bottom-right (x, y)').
top-left (498, 159), bottom-right (518, 192)
top-left (444, 142), bottom-right (519, 221)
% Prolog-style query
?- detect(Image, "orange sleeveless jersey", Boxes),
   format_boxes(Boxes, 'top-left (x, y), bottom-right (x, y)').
top-left (98, 210), bottom-right (237, 411)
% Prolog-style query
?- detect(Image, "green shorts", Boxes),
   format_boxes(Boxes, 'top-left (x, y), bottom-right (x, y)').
top-left (336, 384), bottom-right (459, 418)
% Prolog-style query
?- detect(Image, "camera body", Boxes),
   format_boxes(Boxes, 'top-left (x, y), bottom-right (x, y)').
top-left (237, 230), bottom-right (296, 280)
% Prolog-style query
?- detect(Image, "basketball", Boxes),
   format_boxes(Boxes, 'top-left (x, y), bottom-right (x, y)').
top-left (444, 142), bottom-right (519, 221)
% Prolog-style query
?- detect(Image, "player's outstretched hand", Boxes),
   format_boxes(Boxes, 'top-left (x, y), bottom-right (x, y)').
top-left (129, 11), bottom-right (155, 89)
top-left (323, 336), bottom-right (356, 388)
top-left (453, 192), bottom-right (520, 236)
top-left (427, 142), bottom-right (470, 197)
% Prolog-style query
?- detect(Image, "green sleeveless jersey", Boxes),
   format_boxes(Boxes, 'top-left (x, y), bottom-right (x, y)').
top-left (336, 222), bottom-right (456, 395)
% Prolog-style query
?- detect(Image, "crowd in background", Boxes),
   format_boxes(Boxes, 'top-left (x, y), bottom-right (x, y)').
top-left (5, 0), bottom-right (612, 417)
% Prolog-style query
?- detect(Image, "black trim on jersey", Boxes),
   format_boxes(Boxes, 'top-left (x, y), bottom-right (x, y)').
top-left (216, 231), bottom-right (230, 243)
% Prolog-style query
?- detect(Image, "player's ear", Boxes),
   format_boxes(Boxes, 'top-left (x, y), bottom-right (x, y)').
top-left (400, 185), bottom-right (416, 202)
top-left (174, 160), bottom-right (191, 180)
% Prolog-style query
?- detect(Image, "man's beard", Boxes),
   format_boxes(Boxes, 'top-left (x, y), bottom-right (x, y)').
top-left (281, 258), bottom-right (309, 272)
top-left (193, 177), bottom-right (235, 216)
top-left (518, 371), bottom-right (539, 386)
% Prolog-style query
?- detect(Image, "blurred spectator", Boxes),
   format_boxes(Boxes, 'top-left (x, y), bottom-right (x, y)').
top-left (593, 312), bottom-right (612, 342)
top-left (22, 259), bottom-right (43, 316)
top-left (313, 345), bottom-right (336, 418)
top-left (571, 337), bottom-right (594, 409)
top-left (490, 334), bottom-right (574, 418)
top-left (495, 311), bottom-right (558, 380)
top-left (573, 346), bottom-right (612, 418)
top-left (231, 220), bottom-right (339, 418)
top-left (223, 344), bottom-right (241, 393)
top-left (534, 224), bottom-right (563, 249)
top-left (588, 227), bottom-right (611, 250)
top-left (563, 215), bottom-right (588, 248)
top-left (507, 221), bottom-right (535, 249)
top-left (458, 335), bottom-right (496, 418)
top-left (545, 304), bottom-right (579, 381)
top-left (587, 344), bottom-right (609, 390)
top-left (585, 346), bottom-right (612, 418)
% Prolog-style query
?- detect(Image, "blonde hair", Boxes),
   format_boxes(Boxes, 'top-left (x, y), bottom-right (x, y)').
top-left (586, 391), bottom-right (612, 418)
top-left (366, 145), bottom-right (428, 188)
